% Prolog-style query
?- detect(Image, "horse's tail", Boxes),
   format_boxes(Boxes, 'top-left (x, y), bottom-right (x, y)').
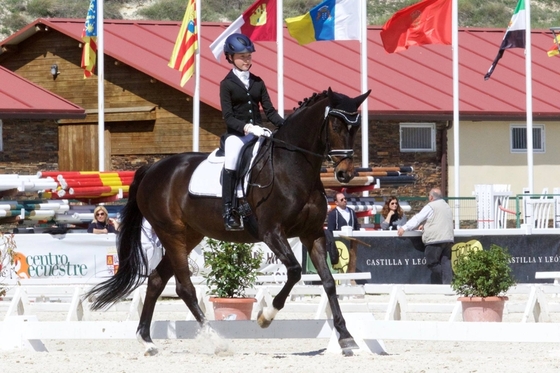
top-left (87, 165), bottom-right (151, 310)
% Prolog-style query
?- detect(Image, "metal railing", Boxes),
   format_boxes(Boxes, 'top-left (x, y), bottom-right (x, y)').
top-left (399, 194), bottom-right (559, 229)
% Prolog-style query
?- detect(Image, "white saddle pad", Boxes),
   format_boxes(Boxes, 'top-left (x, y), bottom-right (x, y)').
top-left (188, 140), bottom-right (262, 197)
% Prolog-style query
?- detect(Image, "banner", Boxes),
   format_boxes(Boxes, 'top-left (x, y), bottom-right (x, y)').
top-left (348, 234), bottom-right (560, 284)
top-left (1, 234), bottom-right (298, 285)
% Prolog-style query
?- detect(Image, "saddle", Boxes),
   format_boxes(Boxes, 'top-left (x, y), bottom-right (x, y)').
top-left (188, 137), bottom-right (261, 198)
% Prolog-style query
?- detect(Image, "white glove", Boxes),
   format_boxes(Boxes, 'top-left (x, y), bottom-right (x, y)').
top-left (248, 125), bottom-right (265, 137)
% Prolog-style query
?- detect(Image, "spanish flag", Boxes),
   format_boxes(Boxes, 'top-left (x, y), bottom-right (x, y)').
top-left (169, 0), bottom-right (198, 86)
top-left (81, 0), bottom-right (97, 79)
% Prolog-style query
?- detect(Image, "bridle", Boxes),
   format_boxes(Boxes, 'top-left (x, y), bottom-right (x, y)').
top-left (247, 102), bottom-right (360, 189)
top-left (324, 107), bottom-right (360, 168)
top-left (264, 105), bottom-right (360, 162)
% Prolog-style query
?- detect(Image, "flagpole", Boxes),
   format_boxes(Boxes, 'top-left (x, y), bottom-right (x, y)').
top-left (452, 0), bottom-right (460, 228)
top-left (193, 0), bottom-right (201, 152)
top-left (97, 0), bottom-right (105, 171)
top-left (359, 0), bottom-right (369, 224)
top-left (525, 0), bottom-right (534, 193)
top-left (277, 0), bottom-right (284, 116)
top-left (360, 0), bottom-right (368, 169)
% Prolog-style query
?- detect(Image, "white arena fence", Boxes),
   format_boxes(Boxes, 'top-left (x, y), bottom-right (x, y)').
top-left (3, 281), bottom-right (560, 353)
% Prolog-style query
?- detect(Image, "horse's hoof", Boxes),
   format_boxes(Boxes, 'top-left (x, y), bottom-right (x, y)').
top-left (144, 346), bottom-right (158, 356)
top-left (339, 338), bottom-right (359, 351)
top-left (341, 348), bottom-right (355, 357)
top-left (257, 310), bottom-right (273, 328)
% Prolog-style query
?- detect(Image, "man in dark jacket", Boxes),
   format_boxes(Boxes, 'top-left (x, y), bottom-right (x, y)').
top-left (327, 192), bottom-right (360, 232)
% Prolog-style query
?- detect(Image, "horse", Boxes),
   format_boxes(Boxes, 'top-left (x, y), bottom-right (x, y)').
top-left (85, 87), bottom-right (371, 356)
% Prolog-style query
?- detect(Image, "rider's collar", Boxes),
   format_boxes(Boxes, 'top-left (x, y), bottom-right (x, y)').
top-left (233, 69), bottom-right (250, 89)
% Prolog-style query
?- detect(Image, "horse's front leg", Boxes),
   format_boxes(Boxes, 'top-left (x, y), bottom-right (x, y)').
top-left (308, 234), bottom-right (359, 355)
top-left (257, 231), bottom-right (302, 328)
top-left (136, 256), bottom-right (174, 356)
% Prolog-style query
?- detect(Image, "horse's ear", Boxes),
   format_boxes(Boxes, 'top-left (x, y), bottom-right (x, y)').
top-left (327, 87), bottom-right (336, 103)
top-left (353, 89), bottom-right (371, 107)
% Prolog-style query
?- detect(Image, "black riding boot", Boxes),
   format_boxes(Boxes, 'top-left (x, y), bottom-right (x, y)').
top-left (222, 169), bottom-right (243, 231)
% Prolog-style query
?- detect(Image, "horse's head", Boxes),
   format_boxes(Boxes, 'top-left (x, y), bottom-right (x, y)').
top-left (326, 88), bottom-right (371, 183)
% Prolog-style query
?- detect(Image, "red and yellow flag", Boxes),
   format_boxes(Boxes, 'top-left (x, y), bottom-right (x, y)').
top-left (168, 0), bottom-right (198, 86)
top-left (81, 0), bottom-right (98, 78)
top-left (547, 35), bottom-right (560, 57)
top-left (209, 0), bottom-right (276, 61)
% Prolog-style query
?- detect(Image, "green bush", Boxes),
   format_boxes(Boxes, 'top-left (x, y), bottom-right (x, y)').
top-left (451, 244), bottom-right (516, 298)
top-left (202, 238), bottom-right (262, 298)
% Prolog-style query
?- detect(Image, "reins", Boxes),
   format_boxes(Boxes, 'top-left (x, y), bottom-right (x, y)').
top-left (246, 99), bottom-right (359, 188)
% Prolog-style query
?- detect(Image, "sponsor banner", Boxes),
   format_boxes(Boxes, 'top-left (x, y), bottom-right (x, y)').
top-left (0, 234), bottom-right (299, 285)
top-left (3, 233), bottom-right (120, 285)
top-left (351, 235), bottom-right (560, 284)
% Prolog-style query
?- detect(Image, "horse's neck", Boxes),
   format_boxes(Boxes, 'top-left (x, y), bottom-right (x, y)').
top-left (280, 104), bottom-right (327, 154)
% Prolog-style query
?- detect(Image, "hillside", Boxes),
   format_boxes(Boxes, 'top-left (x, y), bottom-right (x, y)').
top-left (0, 0), bottom-right (559, 41)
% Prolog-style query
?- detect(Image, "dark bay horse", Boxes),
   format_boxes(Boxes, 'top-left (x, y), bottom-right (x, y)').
top-left (85, 87), bottom-right (371, 356)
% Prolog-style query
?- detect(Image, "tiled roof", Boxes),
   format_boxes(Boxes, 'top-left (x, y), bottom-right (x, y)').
top-left (0, 65), bottom-right (85, 119)
top-left (2, 19), bottom-right (559, 120)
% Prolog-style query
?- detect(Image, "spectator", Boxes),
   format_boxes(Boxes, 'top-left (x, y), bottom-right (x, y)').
top-left (325, 192), bottom-right (359, 272)
top-left (327, 192), bottom-right (360, 232)
top-left (87, 206), bottom-right (119, 234)
top-left (397, 188), bottom-right (454, 284)
top-left (380, 196), bottom-right (408, 231)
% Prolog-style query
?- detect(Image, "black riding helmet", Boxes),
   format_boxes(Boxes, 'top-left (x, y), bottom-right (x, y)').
top-left (223, 33), bottom-right (255, 64)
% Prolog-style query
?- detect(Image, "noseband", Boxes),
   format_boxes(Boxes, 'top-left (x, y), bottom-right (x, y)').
top-left (324, 106), bottom-right (360, 167)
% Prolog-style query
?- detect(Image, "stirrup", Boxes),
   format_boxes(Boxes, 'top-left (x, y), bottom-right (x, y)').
top-left (223, 211), bottom-right (243, 231)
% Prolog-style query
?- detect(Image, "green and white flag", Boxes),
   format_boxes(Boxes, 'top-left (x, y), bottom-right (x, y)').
top-left (484, 0), bottom-right (526, 80)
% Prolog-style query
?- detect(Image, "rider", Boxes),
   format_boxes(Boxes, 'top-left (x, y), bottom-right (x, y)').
top-left (219, 33), bottom-right (284, 231)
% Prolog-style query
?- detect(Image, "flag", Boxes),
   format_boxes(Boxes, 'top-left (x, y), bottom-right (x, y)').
top-left (210, 0), bottom-right (277, 61)
top-left (81, 0), bottom-right (97, 78)
top-left (547, 35), bottom-right (560, 57)
top-left (484, 0), bottom-right (526, 80)
top-left (168, 0), bottom-right (198, 86)
top-left (380, 0), bottom-right (451, 54)
top-left (285, 0), bottom-right (361, 45)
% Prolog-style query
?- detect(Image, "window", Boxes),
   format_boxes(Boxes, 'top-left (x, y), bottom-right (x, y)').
top-left (400, 123), bottom-right (436, 152)
top-left (510, 124), bottom-right (545, 153)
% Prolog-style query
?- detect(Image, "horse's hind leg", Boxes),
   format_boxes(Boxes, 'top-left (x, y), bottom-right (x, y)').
top-left (307, 234), bottom-right (359, 355)
top-left (137, 256), bottom-right (174, 356)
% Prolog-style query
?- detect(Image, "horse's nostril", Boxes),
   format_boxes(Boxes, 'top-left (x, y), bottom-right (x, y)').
top-left (336, 171), bottom-right (349, 182)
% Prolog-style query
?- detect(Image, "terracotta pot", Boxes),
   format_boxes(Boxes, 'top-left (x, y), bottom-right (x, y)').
top-left (458, 296), bottom-right (508, 322)
top-left (209, 297), bottom-right (256, 320)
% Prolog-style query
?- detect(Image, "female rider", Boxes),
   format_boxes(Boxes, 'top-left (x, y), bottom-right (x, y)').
top-left (219, 33), bottom-right (284, 231)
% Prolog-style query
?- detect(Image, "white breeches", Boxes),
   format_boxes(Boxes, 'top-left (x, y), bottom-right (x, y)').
top-left (225, 134), bottom-right (255, 170)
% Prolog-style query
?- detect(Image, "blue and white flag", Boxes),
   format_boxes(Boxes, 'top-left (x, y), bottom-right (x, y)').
top-left (285, 0), bottom-right (361, 45)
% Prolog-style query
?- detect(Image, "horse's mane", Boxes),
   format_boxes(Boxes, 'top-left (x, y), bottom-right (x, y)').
top-left (282, 90), bottom-right (328, 125)
top-left (293, 90), bottom-right (328, 112)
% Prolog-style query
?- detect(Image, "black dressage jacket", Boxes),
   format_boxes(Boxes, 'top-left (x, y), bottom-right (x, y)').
top-left (219, 70), bottom-right (284, 136)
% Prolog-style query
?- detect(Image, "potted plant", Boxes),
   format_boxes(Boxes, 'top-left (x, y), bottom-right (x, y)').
top-left (202, 238), bottom-right (263, 320)
top-left (451, 243), bottom-right (516, 322)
